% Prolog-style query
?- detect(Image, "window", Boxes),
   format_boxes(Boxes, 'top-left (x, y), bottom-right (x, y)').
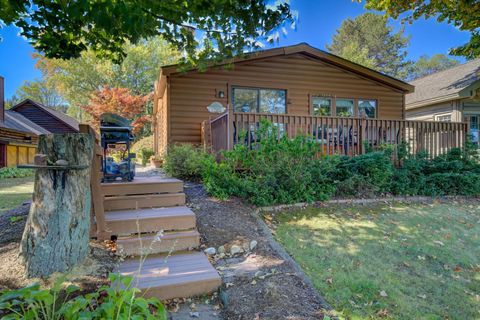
top-left (435, 114), bottom-right (451, 122)
top-left (358, 100), bottom-right (377, 118)
top-left (336, 99), bottom-right (354, 117)
top-left (312, 97), bottom-right (332, 116)
top-left (233, 87), bottom-right (286, 114)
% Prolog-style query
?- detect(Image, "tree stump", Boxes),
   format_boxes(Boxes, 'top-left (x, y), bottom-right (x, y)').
top-left (20, 133), bottom-right (94, 278)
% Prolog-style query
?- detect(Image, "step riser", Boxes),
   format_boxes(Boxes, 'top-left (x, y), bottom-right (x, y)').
top-left (106, 215), bottom-right (196, 235)
top-left (104, 193), bottom-right (185, 211)
top-left (102, 182), bottom-right (183, 197)
top-left (117, 235), bottom-right (200, 256)
top-left (141, 278), bottom-right (221, 300)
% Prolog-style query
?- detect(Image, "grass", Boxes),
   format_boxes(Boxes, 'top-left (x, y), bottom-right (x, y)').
top-left (0, 176), bottom-right (34, 212)
top-left (270, 201), bottom-right (480, 319)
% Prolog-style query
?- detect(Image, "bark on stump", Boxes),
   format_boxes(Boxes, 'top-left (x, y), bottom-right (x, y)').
top-left (20, 133), bottom-right (94, 278)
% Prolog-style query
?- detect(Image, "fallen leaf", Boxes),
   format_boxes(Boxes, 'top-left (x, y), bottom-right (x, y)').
top-left (325, 278), bottom-right (333, 285)
top-left (380, 290), bottom-right (388, 297)
top-left (377, 309), bottom-right (389, 317)
top-left (454, 266), bottom-right (462, 272)
top-left (433, 240), bottom-right (445, 246)
top-left (417, 294), bottom-right (426, 299)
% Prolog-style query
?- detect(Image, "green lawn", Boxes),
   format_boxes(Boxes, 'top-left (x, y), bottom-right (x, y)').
top-left (0, 177), bottom-right (34, 212)
top-left (270, 202), bottom-right (480, 319)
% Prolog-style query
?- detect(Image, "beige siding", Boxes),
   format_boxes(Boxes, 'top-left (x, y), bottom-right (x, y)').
top-left (406, 100), bottom-right (462, 121)
top-left (166, 53), bottom-right (405, 145)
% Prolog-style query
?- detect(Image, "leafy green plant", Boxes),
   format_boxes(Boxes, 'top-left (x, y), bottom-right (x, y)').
top-left (166, 121), bottom-right (480, 205)
top-left (0, 274), bottom-right (167, 320)
top-left (140, 149), bottom-right (154, 166)
top-left (0, 168), bottom-right (34, 179)
top-left (164, 144), bottom-right (213, 181)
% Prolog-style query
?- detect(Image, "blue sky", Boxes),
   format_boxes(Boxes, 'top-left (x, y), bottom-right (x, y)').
top-left (0, 0), bottom-right (471, 99)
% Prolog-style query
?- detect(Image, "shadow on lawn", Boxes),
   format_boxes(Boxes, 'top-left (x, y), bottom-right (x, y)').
top-left (272, 201), bottom-right (480, 319)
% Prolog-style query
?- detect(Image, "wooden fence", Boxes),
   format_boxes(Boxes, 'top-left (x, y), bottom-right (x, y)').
top-left (205, 111), bottom-right (469, 158)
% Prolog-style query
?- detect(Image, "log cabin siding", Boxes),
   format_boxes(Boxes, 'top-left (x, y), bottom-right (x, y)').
top-left (13, 102), bottom-right (77, 133)
top-left (166, 53), bottom-right (405, 145)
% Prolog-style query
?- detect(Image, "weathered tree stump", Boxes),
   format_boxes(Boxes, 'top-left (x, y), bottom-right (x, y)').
top-left (20, 133), bottom-right (94, 278)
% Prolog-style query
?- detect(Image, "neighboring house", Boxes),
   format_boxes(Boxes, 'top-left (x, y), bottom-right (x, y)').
top-left (0, 77), bottom-right (80, 167)
top-left (406, 59), bottom-right (480, 145)
top-left (11, 99), bottom-right (79, 133)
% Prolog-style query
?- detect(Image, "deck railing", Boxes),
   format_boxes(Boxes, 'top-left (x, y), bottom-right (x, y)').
top-left (206, 111), bottom-right (469, 159)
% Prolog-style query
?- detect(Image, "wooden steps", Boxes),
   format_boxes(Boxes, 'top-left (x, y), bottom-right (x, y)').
top-left (105, 207), bottom-right (196, 234)
top-left (119, 252), bottom-right (221, 300)
top-left (116, 230), bottom-right (200, 256)
top-left (102, 177), bottom-right (183, 196)
top-left (101, 176), bottom-right (221, 300)
top-left (104, 193), bottom-right (185, 211)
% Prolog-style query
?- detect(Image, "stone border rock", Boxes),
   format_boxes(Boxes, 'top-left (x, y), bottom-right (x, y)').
top-left (259, 195), bottom-right (476, 213)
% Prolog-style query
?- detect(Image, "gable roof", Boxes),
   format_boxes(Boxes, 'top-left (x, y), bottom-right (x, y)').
top-left (0, 110), bottom-right (50, 135)
top-left (11, 99), bottom-right (79, 131)
top-left (406, 59), bottom-right (480, 109)
top-left (161, 43), bottom-right (414, 93)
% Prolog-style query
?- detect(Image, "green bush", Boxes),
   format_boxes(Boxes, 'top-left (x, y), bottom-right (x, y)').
top-left (0, 274), bottom-right (166, 319)
top-left (0, 167), bottom-right (34, 179)
top-left (164, 121), bottom-right (480, 205)
top-left (164, 144), bottom-right (213, 181)
top-left (140, 148), bottom-right (154, 166)
top-left (132, 135), bottom-right (154, 165)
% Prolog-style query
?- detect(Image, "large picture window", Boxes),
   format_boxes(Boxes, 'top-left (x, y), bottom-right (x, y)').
top-left (336, 99), bottom-right (354, 117)
top-left (312, 97), bottom-right (332, 116)
top-left (358, 100), bottom-right (377, 118)
top-left (233, 87), bottom-right (286, 114)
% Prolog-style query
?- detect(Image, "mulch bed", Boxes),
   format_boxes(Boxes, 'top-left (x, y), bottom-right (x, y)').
top-left (185, 183), bottom-right (331, 320)
top-left (0, 203), bottom-right (118, 292)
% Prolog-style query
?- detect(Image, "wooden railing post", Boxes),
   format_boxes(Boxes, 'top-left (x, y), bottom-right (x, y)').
top-left (79, 124), bottom-right (108, 240)
top-left (227, 104), bottom-right (234, 150)
top-left (360, 118), bottom-right (366, 154)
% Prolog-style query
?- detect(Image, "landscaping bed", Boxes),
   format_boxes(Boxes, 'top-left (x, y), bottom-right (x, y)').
top-left (266, 199), bottom-right (480, 319)
top-left (185, 183), bottom-right (332, 319)
top-left (0, 203), bottom-right (118, 292)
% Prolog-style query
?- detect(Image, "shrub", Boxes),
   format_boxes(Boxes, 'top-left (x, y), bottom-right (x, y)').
top-left (0, 167), bottom-right (34, 179)
top-left (140, 148), bottom-right (155, 166)
top-left (164, 144), bottom-right (213, 181)
top-left (0, 274), bottom-right (167, 319)
top-left (132, 135), bottom-right (154, 165)
top-left (167, 121), bottom-right (480, 205)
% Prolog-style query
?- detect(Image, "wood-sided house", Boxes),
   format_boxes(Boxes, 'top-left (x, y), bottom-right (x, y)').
top-left (153, 43), bottom-right (467, 157)
top-left (0, 77), bottom-right (80, 167)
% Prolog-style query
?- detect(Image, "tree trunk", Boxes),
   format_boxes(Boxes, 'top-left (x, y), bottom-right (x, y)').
top-left (20, 133), bottom-right (94, 278)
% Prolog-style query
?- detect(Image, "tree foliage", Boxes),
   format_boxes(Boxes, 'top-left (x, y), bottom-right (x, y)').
top-left (35, 37), bottom-right (179, 121)
top-left (0, 0), bottom-right (294, 64)
top-left (82, 86), bottom-right (150, 134)
top-left (409, 54), bottom-right (460, 80)
top-left (11, 78), bottom-right (67, 111)
top-left (327, 13), bottom-right (411, 79)
top-left (364, 0), bottom-right (480, 59)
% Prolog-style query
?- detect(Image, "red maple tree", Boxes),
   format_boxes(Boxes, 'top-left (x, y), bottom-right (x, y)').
top-left (82, 86), bottom-right (151, 133)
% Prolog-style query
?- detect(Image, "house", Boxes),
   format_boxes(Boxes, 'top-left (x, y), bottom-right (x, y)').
top-left (11, 99), bottom-right (79, 133)
top-left (405, 59), bottom-right (480, 145)
top-left (0, 77), bottom-right (80, 167)
top-left (153, 43), bottom-right (466, 157)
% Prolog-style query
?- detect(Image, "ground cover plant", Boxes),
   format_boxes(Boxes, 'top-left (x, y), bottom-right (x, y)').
top-left (0, 274), bottom-right (167, 319)
top-left (0, 176), bottom-right (34, 212)
top-left (164, 121), bottom-right (480, 205)
top-left (270, 201), bottom-right (480, 319)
